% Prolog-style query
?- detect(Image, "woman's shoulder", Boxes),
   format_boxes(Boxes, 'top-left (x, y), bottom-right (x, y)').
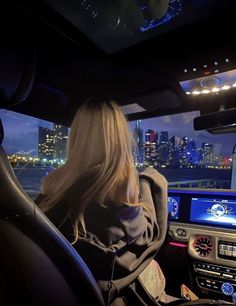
top-left (139, 167), bottom-right (167, 191)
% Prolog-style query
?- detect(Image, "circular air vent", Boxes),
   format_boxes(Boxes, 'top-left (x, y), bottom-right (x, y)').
top-left (194, 237), bottom-right (213, 257)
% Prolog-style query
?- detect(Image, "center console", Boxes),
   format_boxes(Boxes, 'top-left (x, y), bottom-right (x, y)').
top-left (168, 189), bottom-right (236, 301)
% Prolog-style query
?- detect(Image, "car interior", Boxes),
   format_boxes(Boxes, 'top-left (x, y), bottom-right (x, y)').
top-left (0, 0), bottom-right (236, 305)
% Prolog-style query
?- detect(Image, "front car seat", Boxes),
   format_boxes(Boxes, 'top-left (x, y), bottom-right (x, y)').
top-left (0, 118), bottom-right (105, 306)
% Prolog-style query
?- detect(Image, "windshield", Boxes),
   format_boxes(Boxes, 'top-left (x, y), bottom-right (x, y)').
top-left (0, 109), bottom-right (235, 196)
top-left (129, 110), bottom-right (236, 190)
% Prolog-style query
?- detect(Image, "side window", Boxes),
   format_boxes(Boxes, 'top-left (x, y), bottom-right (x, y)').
top-left (129, 111), bottom-right (236, 190)
top-left (0, 109), bottom-right (68, 199)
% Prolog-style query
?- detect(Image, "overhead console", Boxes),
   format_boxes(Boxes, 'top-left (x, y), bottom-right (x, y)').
top-left (168, 189), bottom-right (236, 300)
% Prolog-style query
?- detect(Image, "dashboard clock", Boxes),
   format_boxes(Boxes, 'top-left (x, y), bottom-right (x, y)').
top-left (221, 282), bottom-right (234, 296)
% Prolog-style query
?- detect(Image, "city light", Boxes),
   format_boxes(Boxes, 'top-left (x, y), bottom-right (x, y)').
top-left (133, 122), bottom-right (232, 171)
top-left (202, 89), bottom-right (210, 94)
top-left (192, 90), bottom-right (200, 95)
top-left (211, 87), bottom-right (220, 92)
top-left (222, 85), bottom-right (230, 90)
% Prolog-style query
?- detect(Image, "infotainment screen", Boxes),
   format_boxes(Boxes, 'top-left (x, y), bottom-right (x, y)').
top-left (190, 197), bottom-right (236, 229)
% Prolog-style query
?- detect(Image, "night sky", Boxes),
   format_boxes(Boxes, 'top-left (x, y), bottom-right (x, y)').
top-left (0, 109), bottom-right (235, 157)
top-left (0, 109), bottom-right (52, 156)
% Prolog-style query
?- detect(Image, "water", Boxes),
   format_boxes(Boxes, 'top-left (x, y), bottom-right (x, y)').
top-left (13, 166), bottom-right (232, 196)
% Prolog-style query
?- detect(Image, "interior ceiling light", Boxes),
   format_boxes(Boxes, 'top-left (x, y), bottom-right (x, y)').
top-left (189, 85), bottom-right (235, 95)
top-left (180, 67), bottom-right (236, 96)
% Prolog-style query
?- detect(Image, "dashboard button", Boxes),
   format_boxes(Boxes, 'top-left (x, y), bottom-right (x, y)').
top-left (225, 245), bottom-right (233, 256)
top-left (233, 246), bottom-right (236, 257)
top-left (219, 244), bottom-right (225, 255)
top-left (222, 274), bottom-right (234, 280)
top-left (176, 228), bottom-right (186, 237)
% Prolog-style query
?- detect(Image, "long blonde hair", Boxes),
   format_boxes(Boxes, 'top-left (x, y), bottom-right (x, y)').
top-left (39, 100), bottom-right (140, 242)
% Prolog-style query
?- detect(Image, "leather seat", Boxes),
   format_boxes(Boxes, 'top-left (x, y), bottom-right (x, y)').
top-left (0, 118), bottom-right (105, 306)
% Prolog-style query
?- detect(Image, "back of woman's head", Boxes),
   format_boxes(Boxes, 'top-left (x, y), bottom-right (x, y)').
top-left (39, 100), bottom-right (139, 239)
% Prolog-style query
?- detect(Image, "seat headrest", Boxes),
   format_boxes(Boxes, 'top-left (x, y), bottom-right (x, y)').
top-left (0, 119), bottom-right (3, 145)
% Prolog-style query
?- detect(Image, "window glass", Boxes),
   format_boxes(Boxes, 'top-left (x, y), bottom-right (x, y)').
top-left (1, 109), bottom-right (235, 197)
top-left (129, 111), bottom-right (236, 190)
top-left (0, 109), bottom-right (68, 198)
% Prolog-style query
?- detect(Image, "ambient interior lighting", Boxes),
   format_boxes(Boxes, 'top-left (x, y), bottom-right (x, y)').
top-left (188, 84), bottom-right (236, 95)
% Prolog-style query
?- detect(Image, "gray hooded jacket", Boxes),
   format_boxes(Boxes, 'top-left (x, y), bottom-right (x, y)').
top-left (37, 168), bottom-right (168, 303)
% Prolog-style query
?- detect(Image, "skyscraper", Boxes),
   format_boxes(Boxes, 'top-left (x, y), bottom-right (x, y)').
top-left (159, 131), bottom-right (169, 144)
top-left (38, 124), bottom-right (68, 162)
top-left (168, 136), bottom-right (180, 167)
top-left (52, 124), bottom-right (68, 160)
top-left (133, 120), bottom-right (144, 163)
top-left (179, 136), bottom-right (189, 167)
top-left (38, 127), bottom-right (54, 160)
top-left (202, 142), bottom-right (214, 166)
top-left (144, 129), bottom-right (158, 162)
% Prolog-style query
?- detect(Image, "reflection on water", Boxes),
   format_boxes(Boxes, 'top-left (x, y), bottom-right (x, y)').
top-left (13, 166), bottom-right (232, 198)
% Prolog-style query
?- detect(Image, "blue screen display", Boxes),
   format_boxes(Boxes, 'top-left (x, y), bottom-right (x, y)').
top-left (168, 196), bottom-right (180, 220)
top-left (190, 197), bottom-right (236, 228)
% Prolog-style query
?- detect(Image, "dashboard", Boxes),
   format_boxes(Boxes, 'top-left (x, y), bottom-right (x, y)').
top-left (168, 189), bottom-right (236, 230)
top-left (167, 189), bottom-right (236, 300)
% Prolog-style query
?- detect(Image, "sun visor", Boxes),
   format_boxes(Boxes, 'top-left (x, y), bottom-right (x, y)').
top-left (119, 88), bottom-right (180, 115)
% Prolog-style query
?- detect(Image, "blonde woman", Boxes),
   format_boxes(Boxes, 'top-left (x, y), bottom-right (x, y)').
top-left (36, 100), bottom-right (173, 305)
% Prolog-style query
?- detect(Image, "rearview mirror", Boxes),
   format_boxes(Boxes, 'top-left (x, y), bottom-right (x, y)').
top-left (193, 108), bottom-right (236, 134)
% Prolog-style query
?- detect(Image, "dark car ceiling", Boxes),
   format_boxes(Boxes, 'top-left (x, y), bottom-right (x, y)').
top-left (0, 0), bottom-right (236, 126)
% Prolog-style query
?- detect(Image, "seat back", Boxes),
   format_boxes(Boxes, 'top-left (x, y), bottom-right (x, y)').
top-left (0, 118), bottom-right (105, 306)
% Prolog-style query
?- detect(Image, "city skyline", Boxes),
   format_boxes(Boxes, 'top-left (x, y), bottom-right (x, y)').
top-left (0, 109), bottom-right (235, 158)
top-left (129, 111), bottom-right (236, 156)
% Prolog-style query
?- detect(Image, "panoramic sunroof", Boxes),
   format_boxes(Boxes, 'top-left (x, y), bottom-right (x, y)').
top-left (45, 0), bottom-right (221, 53)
